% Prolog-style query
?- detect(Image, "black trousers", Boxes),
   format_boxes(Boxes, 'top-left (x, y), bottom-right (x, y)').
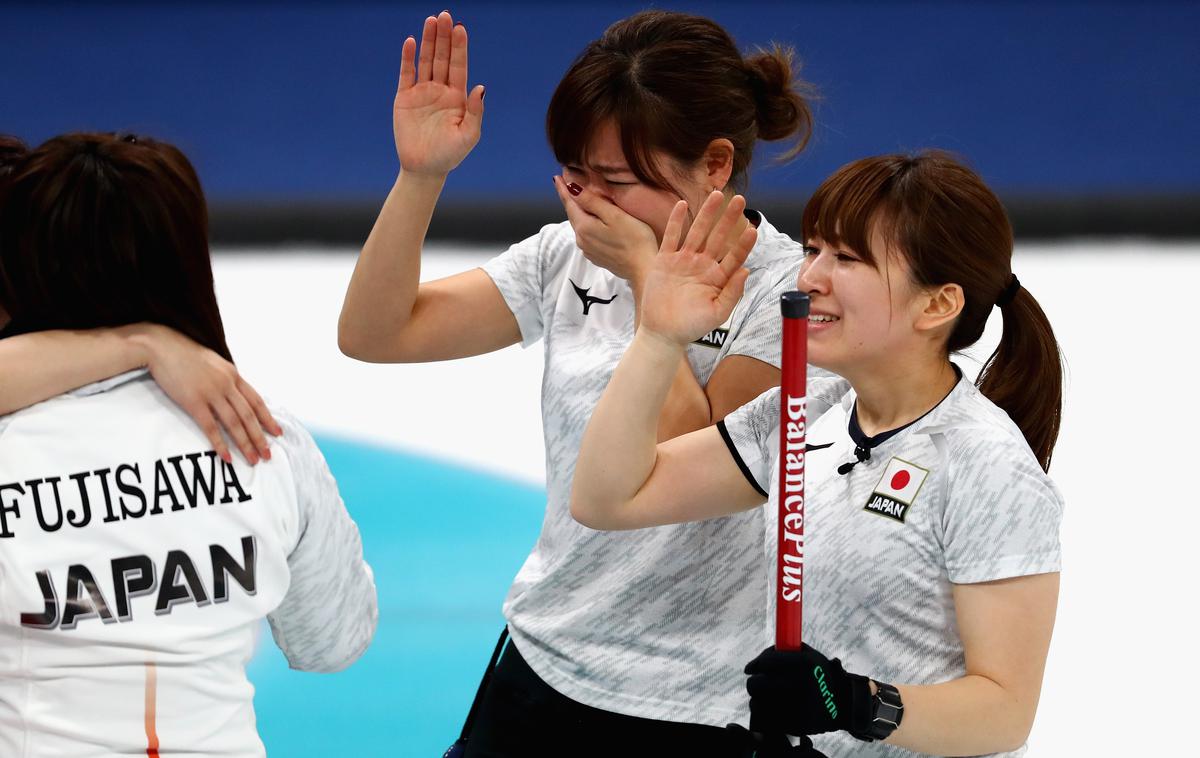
top-left (461, 639), bottom-right (755, 757)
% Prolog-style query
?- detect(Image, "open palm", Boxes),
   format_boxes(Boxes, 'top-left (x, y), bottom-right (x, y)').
top-left (393, 11), bottom-right (485, 176)
top-left (640, 192), bottom-right (758, 345)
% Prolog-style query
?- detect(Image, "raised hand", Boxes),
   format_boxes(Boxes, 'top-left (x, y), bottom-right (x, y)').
top-left (393, 10), bottom-right (485, 176)
top-left (552, 176), bottom-right (658, 282)
top-left (638, 191), bottom-right (757, 345)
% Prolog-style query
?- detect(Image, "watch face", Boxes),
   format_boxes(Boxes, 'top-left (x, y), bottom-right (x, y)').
top-left (870, 684), bottom-right (904, 737)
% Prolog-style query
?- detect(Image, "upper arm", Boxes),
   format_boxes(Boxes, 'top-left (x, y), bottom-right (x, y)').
top-left (353, 268), bottom-right (522, 363)
top-left (583, 424), bottom-right (766, 530)
top-left (706, 354), bottom-right (780, 421)
top-left (953, 573), bottom-right (1059, 718)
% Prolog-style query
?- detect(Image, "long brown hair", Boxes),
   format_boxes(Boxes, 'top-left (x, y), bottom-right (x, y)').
top-left (0, 132), bottom-right (232, 361)
top-left (546, 10), bottom-right (815, 194)
top-left (802, 151), bottom-right (1063, 471)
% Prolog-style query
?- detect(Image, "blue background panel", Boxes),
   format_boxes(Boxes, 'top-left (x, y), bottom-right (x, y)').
top-left (3, 1), bottom-right (1197, 202)
top-left (245, 434), bottom-right (544, 756)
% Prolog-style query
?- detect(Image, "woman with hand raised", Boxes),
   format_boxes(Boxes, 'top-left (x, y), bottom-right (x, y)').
top-left (572, 152), bottom-right (1065, 758)
top-left (339, 9), bottom-right (821, 755)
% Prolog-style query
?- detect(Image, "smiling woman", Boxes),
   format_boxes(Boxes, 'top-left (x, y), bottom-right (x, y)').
top-left (571, 151), bottom-right (1066, 758)
top-left (337, 7), bottom-right (825, 756)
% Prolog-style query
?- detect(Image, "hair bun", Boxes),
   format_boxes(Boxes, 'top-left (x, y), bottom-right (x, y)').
top-left (745, 46), bottom-right (814, 148)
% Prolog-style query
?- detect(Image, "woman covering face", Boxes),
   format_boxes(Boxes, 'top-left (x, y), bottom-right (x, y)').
top-left (338, 9), bottom-right (823, 756)
top-left (572, 152), bottom-right (1064, 758)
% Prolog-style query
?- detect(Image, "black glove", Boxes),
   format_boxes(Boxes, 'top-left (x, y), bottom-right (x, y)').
top-left (724, 724), bottom-right (830, 757)
top-left (744, 644), bottom-right (873, 739)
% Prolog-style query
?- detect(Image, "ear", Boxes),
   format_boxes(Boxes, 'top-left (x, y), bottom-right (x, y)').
top-left (701, 138), bottom-right (735, 191)
top-left (914, 282), bottom-right (964, 334)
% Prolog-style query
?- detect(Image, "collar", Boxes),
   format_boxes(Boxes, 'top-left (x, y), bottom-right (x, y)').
top-left (845, 364), bottom-right (966, 451)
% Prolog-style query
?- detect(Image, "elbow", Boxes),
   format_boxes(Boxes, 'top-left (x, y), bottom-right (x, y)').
top-left (337, 321), bottom-right (390, 363)
top-left (984, 682), bottom-right (1041, 753)
top-left (337, 317), bottom-right (368, 360)
top-left (569, 493), bottom-right (601, 529)
top-left (569, 490), bottom-right (619, 531)
top-left (1004, 709), bottom-right (1038, 752)
top-left (337, 316), bottom-right (421, 363)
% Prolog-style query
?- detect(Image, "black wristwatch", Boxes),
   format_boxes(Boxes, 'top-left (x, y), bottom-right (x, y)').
top-left (861, 680), bottom-right (904, 741)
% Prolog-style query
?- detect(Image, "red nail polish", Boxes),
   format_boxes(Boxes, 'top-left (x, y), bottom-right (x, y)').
top-left (567, 183), bottom-right (583, 196)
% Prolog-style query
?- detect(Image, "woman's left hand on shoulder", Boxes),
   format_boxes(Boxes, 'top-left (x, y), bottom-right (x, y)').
top-left (552, 176), bottom-right (658, 282)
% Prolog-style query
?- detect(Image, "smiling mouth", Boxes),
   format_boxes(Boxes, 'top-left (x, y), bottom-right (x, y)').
top-left (809, 314), bottom-right (839, 323)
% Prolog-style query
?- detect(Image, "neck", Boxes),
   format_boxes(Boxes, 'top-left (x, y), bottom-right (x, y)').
top-left (843, 355), bottom-right (959, 437)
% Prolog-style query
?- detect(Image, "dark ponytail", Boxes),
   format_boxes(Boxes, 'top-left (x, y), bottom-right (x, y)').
top-left (546, 10), bottom-right (815, 192)
top-left (975, 287), bottom-right (1063, 471)
top-left (801, 152), bottom-right (1064, 471)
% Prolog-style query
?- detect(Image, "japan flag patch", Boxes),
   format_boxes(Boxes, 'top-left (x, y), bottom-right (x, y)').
top-left (862, 457), bottom-right (929, 523)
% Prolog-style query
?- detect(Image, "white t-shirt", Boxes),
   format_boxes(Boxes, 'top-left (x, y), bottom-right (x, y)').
top-left (719, 375), bottom-right (1064, 757)
top-left (482, 214), bottom-right (825, 725)
top-left (0, 371), bottom-right (377, 758)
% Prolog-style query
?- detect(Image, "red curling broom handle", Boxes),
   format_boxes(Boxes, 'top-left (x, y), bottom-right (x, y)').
top-left (776, 291), bottom-right (810, 651)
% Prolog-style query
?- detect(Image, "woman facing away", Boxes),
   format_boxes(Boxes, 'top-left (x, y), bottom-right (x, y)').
top-left (0, 133), bottom-right (377, 757)
top-left (339, 8), bottom-right (827, 755)
top-left (571, 152), bottom-right (1064, 758)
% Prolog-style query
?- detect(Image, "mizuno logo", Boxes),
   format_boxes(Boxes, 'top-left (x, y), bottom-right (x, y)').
top-left (570, 279), bottom-right (618, 315)
top-left (806, 442), bottom-right (834, 452)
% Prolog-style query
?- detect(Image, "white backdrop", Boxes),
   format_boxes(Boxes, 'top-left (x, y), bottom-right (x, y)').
top-left (213, 242), bottom-right (1200, 756)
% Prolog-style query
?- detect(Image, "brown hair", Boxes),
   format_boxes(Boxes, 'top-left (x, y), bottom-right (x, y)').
top-left (0, 135), bottom-right (26, 183)
top-left (0, 132), bottom-right (232, 361)
top-left (802, 151), bottom-right (1063, 471)
top-left (546, 10), bottom-right (815, 194)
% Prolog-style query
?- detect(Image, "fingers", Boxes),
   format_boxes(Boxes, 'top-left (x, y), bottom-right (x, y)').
top-left (681, 190), bottom-right (727, 253)
top-left (398, 35), bottom-right (417, 90)
top-left (562, 179), bottom-right (620, 224)
top-left (552, 176), bottom-right (589, 227)
top-left (719, 225), bottom-right (758, 278)
top-left (191, 404), bottom-right (232, 465)
top-left (463, 84), bottom-right (486, 133)
top-left (715, 266), bottom-right (751, 316)
top-left (213, 398), bottom-right (260, 465)
top-left (704, 194), bottom-right (748, 258)
top-left (660, 200), bottom-right (689, 253)
top-left (237, 377), bottom-right (283, 438)
top-left (448, 20), bottom-right (468, 92)
top-left (417, 15), bottom-right (437, 83)
top-left (432, 11), bottom-right (453, 84)
top-left (230, 391), bottom-right (272, 462)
